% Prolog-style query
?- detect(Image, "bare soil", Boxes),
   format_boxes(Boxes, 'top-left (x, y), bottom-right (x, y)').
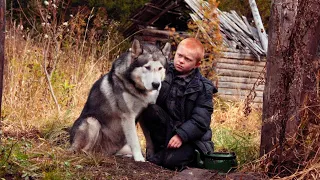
top-left (1, 127), bottom-right (268, 180)
top-left (89, 156), bottom-right (176, 180)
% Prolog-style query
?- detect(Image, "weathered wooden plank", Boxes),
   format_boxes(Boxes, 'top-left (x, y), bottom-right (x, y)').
top-left (145, 3), bottom-right (182, 16)
top-left (216, 62), bottom-right (265, 72)
top-left (218, 76), bottom-right (262, 84)
top-left (147, 2), bottom-right (180, 25)
top-left (231, 10), bottom-right (249, 30)
top-left (219, 10), bottom-right (247, 37)
top-left (215, 8), bottom-right (267, 59)
top-left (220, 29), bottom-right (250, 52)
top-left (236, 35), bottom-right (264, 60)
top-left (185, 0), bottom-right (203, 18)
top-left (219, 94), bottom-right (263, 103)
top-left (220, 47), bottom-right (251, 53)
top-left (217, 57), bottom-right (266, 67)
top-left (217, 82), bottom-right (265, 91)
top-left (140, 28), bottom-right (189, 38)
top-left (242, 15), bottom-right (253, 34)
top-left (229, 10), bottom-right (252, 37)
top-left (217, 87), bottom-right (264, 97)
top-left (249, 0), bottom-right (268, 52)
top-left (218, 12), bottom-right (237, 34)
top-left (238, 34), bottom-right (266, 55)
top-left (216, 69), bottom-right (263, 79)
top-left (220, 51), bottom-right (263, 60)
top-left (238, 34), bottom-right (265, 55)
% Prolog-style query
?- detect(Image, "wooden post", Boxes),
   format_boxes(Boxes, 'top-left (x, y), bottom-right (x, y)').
top-left (249, 0), bottom-right (268, 53)
top-left (0, 0), bottom-right (5, 141)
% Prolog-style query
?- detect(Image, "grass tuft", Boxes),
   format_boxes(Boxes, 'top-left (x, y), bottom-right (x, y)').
top-left (212, 97), bottom-right (261, 166)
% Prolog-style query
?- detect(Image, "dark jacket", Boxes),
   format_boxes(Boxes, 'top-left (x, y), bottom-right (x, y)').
top-left (156, 65), bottom-right (218, 154)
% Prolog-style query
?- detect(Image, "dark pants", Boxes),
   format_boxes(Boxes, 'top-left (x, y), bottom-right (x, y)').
top-left (138, 104), bottom-right (195, 171)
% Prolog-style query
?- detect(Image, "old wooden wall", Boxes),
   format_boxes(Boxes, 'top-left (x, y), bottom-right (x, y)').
top-left (215, 48), bottom-right (266, 105)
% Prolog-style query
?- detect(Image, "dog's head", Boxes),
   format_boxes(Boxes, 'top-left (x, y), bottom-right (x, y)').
top-left (128, 40), bottom-right (171, 92)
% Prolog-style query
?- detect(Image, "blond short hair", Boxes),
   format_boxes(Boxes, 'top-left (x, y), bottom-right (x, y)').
top-left (178, 38), bottom-right (205, 62)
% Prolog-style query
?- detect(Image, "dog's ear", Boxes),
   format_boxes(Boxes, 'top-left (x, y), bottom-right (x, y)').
top-left (131, 39), bottom-right (143, 59)
top-left (162, 42), bottom-right (171, 61)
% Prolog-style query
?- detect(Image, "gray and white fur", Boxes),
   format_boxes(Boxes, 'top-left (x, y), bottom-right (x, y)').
top-left (69, 40), bottom-right (171, 161)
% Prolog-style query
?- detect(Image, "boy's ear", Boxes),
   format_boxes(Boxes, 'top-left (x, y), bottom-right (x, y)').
top-left (196, 60), bottom-right (201, 67)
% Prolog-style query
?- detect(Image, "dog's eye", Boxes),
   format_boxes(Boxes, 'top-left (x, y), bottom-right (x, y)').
top-left (158, 67), bottom-right (162, 71)
top-left (145, 66), bottom-right (151, 70)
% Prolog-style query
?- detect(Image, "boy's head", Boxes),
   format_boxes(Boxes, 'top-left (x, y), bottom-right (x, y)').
top-left (173, 38), bottom-right (204, 74)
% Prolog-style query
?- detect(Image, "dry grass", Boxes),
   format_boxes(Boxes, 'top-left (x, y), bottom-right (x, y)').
top-left (3, 22), bottom-right (123, 132)
top-left (212, 97), bottom-right (262, 166)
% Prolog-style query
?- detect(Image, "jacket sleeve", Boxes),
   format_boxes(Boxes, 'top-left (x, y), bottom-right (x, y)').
top-left (175, 80), bottom-right (215, 142)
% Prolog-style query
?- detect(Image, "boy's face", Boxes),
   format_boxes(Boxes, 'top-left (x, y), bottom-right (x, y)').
top-left (173, 44), bottom-right (200, 74)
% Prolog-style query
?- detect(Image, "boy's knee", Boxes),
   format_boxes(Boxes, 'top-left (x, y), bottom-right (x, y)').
top-left (163, 153), bottom-right (179, 168)
top-left (162, 154), bottom-right (189, 171)
top-left (162, 147), bottom-right (195, 170)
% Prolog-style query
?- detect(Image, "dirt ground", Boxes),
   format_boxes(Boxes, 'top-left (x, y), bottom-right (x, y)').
top-left (91, 156), bottom-right (177, 180)
top-left (89, 157), bottom-right (266, 180)
top-left (1, 126), bottom-right (268, 180)
top-left (84, 156), bottom-right (230, 180)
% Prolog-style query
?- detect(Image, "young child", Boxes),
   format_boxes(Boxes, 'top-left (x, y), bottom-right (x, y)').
top-left (139, 38), bottom-right (217, 170)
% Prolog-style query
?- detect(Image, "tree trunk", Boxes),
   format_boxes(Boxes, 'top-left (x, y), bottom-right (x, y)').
top-left (261, 0), bottom-right (320, 175)
top-left (0, 0), bottom-right (5, 142)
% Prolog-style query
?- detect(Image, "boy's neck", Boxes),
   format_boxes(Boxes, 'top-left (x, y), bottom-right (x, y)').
top-left (176, 68), bottom-right (195, 78)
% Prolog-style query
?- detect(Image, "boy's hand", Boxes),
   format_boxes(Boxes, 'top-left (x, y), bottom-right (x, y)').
top-left (167, 135), bottom-right (182, 148)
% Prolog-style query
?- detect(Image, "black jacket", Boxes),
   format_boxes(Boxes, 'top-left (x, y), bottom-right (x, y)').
top-left (156, 65), bottom-right (218, 154)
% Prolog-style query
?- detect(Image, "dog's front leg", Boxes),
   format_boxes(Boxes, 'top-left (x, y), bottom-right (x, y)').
top-left (121, 116), bottom-right (145, 162)
top-left (139, 120), bottom-right (155, 159)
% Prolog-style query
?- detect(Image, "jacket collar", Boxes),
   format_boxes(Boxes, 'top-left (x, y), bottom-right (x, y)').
top-left (166, 64), bottom-right (202, 95)
top-left (184, 68), bottom-right (202, 95)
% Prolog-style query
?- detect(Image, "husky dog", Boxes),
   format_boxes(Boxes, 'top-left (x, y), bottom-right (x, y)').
top-left (69, 40), bottom-right (171, 161)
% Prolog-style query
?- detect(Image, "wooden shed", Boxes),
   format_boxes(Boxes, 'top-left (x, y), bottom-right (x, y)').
top-left (123, 0), bottom-right (267, 105)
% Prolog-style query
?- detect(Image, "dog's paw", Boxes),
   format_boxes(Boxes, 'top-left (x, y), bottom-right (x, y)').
top-left (67, 147), bottom-right (77, 154)
top-left (133, 154), bottom-right (145, 162)
top-left (115, 153), bottom-right (133, 158)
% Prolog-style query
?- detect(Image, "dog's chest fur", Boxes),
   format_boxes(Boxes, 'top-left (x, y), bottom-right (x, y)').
top-left (100, 77), bottom-right (157, 118)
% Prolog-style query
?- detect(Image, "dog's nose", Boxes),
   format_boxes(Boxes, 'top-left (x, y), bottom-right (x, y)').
top-left (152, 82), bottom-right (160, 89)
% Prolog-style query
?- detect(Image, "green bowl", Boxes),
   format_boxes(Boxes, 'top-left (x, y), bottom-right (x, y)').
top-left (195, 150), bottom-right (238, 173)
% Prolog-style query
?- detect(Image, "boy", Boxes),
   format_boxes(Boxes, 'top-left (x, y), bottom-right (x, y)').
top-left (139, 38), bottom-right (217, 170)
